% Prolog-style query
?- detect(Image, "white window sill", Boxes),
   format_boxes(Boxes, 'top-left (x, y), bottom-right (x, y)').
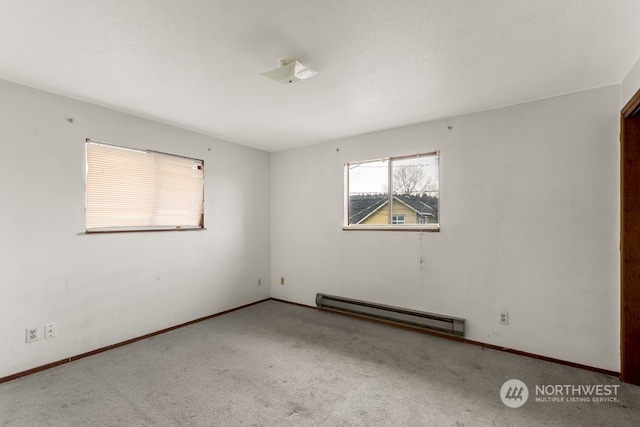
top-left (342, 225), bottom-right (440, 232)
top-left (86, 226), bottom-right (205, 234)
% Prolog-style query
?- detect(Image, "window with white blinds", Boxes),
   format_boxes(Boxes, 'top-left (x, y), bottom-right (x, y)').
top-left (86, 139), bottom-right (204, 232)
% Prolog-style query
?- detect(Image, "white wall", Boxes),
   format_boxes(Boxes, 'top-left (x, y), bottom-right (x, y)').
top-left (622, 55), bottom-right (640, 106)
top-left (0, 80), bottom-right (271, 378)
top-left (271, 85), bottom-right (621, 371)
top-left (1, 77), bottom-right (626, 379)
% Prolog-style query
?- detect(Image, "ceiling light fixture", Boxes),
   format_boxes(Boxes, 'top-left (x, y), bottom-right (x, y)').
top-left (261, 58), bottom-right (317, 84)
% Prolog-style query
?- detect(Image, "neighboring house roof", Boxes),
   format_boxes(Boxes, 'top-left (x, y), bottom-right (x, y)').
top-left (394, 194), bottom-right (437, 217)
top-left (348, 194), bottom-right (437, 224)
top-left (348, 194), bottom-right (387, 224)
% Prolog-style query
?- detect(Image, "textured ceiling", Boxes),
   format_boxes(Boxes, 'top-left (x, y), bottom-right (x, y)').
top-left (1, 0), bottom-right (639, 152)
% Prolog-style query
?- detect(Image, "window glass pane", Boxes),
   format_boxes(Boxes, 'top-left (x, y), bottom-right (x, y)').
top-left (86, 143), bottom-right (155, 229)
top-left (151, 153), bottom-right (204, 227)
top-left (347, 160), bottom-right (388, 225)
top-left (391, 155), bottom-right (439, 225)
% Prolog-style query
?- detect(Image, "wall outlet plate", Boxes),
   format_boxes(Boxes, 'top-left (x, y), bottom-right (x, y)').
top-left (500, 311), bottom-right (509, 325)
top-left (25, 328), bottom-right (39, 343)
top-left (45, 322), bottom-right (57, 339)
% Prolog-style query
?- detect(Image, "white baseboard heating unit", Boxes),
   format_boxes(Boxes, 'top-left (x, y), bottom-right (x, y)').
top-left (315, 293), bottom-right (465, 338)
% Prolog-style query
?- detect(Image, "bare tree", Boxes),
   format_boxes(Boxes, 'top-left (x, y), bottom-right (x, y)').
top-left (393, 165), bottom-right (435, 195)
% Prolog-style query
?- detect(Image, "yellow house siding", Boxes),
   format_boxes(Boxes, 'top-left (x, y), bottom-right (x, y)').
top-left (360, 201), bottom-right (420, 225)
top-left (361, 207), bottom-right (388, 224)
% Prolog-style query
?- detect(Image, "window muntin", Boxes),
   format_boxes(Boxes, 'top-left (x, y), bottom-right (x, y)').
top-left (85, 140), bottom-right (204, 233)
top-left (345, 151), bottom-right (439, 231)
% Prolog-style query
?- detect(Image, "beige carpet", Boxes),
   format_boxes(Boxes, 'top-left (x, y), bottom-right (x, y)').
top-left (1, 300), bottom-right (638, 426)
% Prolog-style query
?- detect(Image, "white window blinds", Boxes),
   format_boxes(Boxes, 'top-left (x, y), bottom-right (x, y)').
top-left (86, 140), bottom-right (204, 232)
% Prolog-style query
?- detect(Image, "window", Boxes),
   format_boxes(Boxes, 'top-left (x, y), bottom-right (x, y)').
top-left (392, 215), bottom-right (405, 225)
top-left (345, 151), bottom-right (439, 231)
top-left (85, 139), bottom-right (204, 233)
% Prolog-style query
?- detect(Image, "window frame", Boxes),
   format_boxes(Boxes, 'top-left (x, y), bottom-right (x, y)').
top-left (343, 151), bottom-right (440, 232)
top-left (85, 139), bottom-right (205, 234)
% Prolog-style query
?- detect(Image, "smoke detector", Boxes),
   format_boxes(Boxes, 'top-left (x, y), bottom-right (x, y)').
top-left (261, 58), bottom-right (317, 84)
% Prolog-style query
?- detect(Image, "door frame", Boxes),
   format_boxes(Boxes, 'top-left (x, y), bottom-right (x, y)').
top-left (621, 87), bottom-right (640, 384)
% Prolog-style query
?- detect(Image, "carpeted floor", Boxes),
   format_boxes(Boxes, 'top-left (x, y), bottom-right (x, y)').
top-left (1, 300), bottom-right (638, 426)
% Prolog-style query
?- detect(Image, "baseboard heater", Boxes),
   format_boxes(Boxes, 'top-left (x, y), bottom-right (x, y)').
top-left (315, 293), bottom-right (465, 338)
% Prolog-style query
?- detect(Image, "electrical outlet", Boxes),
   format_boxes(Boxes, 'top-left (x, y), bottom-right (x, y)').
top-left (257, 278), bottom-right (262, 287)
top-left (45, 322), bottom-right (57, 339)
top-left (280, 277), bottom-right (285, 285)
top-left (25, 328), bottom-right (39, 343)
top-left (499, 311), bottom-right (509, 325)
